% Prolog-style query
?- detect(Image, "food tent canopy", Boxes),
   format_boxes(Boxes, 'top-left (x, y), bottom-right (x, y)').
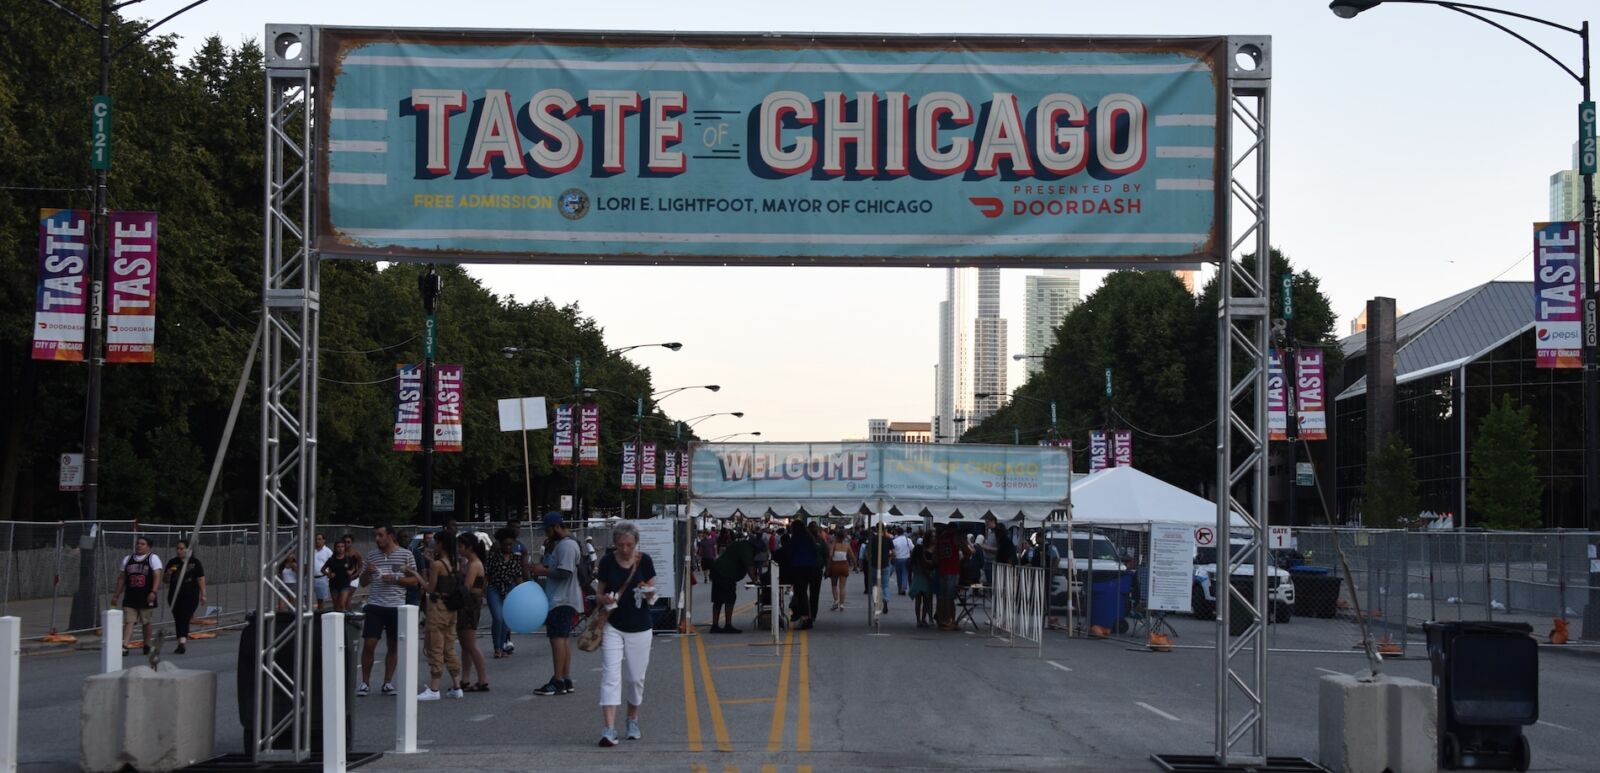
top-left (688, 441), bottom-right (1069, 523)
top-left (1066, 466), bottom-right (1246, 528)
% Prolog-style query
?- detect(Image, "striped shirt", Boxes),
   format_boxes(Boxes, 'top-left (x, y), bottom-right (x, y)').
top-left (363, 547), bottom-right (417, 608)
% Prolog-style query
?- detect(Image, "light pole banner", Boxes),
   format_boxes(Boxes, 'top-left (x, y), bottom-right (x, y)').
top-left (1267, 348), bottom-right (1288, 440)
top-left (393, 364), bottom-right (423, 451)
top-left (579, 403), bottom-right (600, 465)
top-left (688, 442), bottom-right (1070, 502)
top-left (1088, 431), bottom-right (1108, 473)
top-left (642, 442), bottom-right (658, 490)
top-left (676, 451), bottom-right (691, 490)
top-left (1113, 430), bottom-right (1132, 467)
top-left (621, 442), bottom-right (638, 490)
top-left (1534, 221), bottom-right (1582, 369)
top-left (553, 404), bottom-right (574, 464)
top-left (106, 211), bottom-right (157, 364)
top-left (663, 450), bottom-right (679, 490)
top-left (33, 209), bottom-right (89, 362)
top-left (1295, 348), bottom-right (1327, 441)
top-left (434, 364), bottom-right (464, 452)
top-left (315, 29), bottom-right (1227, 267)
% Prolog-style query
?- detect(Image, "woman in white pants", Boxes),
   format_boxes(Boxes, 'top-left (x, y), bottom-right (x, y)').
top-left (594, 521), bottom-right (657, 747)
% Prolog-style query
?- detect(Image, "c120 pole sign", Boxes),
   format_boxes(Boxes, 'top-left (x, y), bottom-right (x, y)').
top-left (315, 30), bottom-right (1228, 267)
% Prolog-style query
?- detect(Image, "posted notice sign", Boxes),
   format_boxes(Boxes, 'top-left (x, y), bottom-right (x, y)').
top-left (1147, 523), bottom-right (1195, 613)
top-left (315, 29), bottom-right (1228, 266)
top-left (634, 518), bottom-right (677, 609)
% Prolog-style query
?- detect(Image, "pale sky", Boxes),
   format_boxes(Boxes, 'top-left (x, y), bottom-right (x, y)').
top-left (149, 0), bottom-right (1596, 442)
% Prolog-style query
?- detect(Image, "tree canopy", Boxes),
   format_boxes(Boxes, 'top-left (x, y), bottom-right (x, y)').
top-left (1467, 394), bottom-right (1542, 530)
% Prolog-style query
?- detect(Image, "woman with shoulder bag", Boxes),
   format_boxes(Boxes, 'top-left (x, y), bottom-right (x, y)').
top-left (419, 531), bottom-right (463, 701)
top-left (590, 521), bottom-right (657, 747)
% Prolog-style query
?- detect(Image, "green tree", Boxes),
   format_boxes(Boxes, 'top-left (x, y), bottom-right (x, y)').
top-left (1362, 433), bottom-right (1419, 528)
top-left (1468, 394), bottom-right (1543, 530)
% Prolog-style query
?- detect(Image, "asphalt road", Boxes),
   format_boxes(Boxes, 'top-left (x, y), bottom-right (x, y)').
top-left (15, 580), bottom-right (1600, 772)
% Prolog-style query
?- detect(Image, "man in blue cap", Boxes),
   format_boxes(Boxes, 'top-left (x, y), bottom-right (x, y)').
top-left (531, 511), bottom-right (584, 696)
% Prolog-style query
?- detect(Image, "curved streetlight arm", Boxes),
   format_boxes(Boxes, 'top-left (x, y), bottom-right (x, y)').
top-left (1333, 1), bottom-right (1586, 85)
top-left (976, 391), bottom-right (1059, 430)
top-left (609, 342), bottom-right (682, 355)
top-left (651, 384), bottom-right (720, 401)
top-left (708, 432), bottom-right (761, 442)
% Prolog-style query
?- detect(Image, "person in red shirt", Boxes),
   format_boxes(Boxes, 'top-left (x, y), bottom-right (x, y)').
top-left (933, 524), bottom-right (971, 631)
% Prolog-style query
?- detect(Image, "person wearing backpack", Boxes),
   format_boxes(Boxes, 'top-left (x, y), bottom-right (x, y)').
top-left (530, 511), bottom-right (585, 697)
top-left (419, 530), bottom-right (464, 701)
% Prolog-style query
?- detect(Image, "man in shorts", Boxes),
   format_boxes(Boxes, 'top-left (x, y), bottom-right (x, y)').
top-left (113, 535), bottom-right (162, 655)
top-left (358, 525), bottom-right (419, 697)
top-left (530, 512), bottom-right (584, 696)
top-left (710, 533), bottom-right (761, 633)
top-left (312, 532), bottom-right (333, 611)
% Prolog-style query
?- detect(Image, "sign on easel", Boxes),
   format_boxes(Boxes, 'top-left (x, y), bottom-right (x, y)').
top-left (1148, 523), bottom-right (1195, 613)
top-left (633, 519), bottom-right (677, 610)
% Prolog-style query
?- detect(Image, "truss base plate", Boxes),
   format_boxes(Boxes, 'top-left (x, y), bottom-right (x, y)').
top-left (180, 751), bottom-right (382, 772)
top-left (1152, 754), bottom-right (1329, 772)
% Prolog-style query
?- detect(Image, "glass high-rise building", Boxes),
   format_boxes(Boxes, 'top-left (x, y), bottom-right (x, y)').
top-left (1022, 270), bottom-right (1082, 378)
top-left (936, 267), bottom-right (1007, 441)
top-left (1549, 142), bottom-right (1596, 221)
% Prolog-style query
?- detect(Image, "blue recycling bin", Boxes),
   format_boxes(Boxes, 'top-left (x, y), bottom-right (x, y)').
top-left (1090, 571), bottom-right (1133, 631)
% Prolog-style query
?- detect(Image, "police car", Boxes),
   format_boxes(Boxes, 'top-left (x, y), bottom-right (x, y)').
top-left (1191, 537), bottom-right (1295, 624)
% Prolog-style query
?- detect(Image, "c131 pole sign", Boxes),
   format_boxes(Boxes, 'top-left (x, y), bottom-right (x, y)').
top-left (315, 30), bottom-right (1230, 267)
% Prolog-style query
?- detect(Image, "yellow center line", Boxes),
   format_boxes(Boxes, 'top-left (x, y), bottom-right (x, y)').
top-left (690, 765), bottom-right (708, 773)
top-left (798, 767), bottom-right (814, 773)
top-left (765, 627), bottom-right (794, 752)
top-left (720, 697), bottom-right (774, 705)
top-left (714, 662), bottom-right (777, 671)
top-left (694, 630), bottom-right (734, 752)
top-left (681, 636), bottom-right (703, 753)
top-left (726, 766), bottom-right (742, 773)
top-left (759, 766), bottom-right (776, 773)
top-left (797, 629), bottom-right (811, 752)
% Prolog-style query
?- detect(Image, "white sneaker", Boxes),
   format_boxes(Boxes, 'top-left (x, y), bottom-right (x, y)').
top-left (356, 682), bottom-right (370, 697)
top-left (445, 687), bottom-right (464, 699)
top-left (417, 688), bottom-right (441, 701)
top-left (381, 682), bottom-right (396, 696)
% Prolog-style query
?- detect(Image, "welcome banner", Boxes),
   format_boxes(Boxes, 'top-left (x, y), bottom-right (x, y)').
top-left (1534, 221), bottom-right (1582, 369)
top-left (688, 442), bottom-right (1069, 503)
top-left (33, 209), bottom-right (89, 362)
top-left (316, 29), bottom-right (1227, 266)
top-left (106, 211), bottom-right (157, 363)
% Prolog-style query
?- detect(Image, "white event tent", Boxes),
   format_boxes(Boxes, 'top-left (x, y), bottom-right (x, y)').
top-left (1066, 466), bottom-right (1246, 528)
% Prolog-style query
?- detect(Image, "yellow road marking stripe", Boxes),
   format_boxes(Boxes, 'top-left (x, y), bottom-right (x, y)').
top-left (799, 767), bottom-right (814, 773)
top-left (690, 764), bottom-right (708, 773)
top-left (694, 631), bottom-right (733, 752)
top-left (725, 765), bottom-right (741, 773)
top-left (797, 629), bottom-right (811, 752)
top-left (765, 627), bottom-right (794, 752)
top-left (720, 697), bottom-right (774, 705)
top-left (759, 766), bottom-right (776, 773)
top-left (681, 636), bottom-right (703, 752)
top-left (714, 662), bottom-right (778, 671)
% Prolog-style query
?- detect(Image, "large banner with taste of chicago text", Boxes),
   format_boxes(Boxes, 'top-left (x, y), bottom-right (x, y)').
top-left (316, 29), bottom-right (1227, 266)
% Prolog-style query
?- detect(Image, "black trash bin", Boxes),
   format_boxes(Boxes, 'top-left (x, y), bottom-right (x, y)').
top-left (236, 610), bottom-right (360, 753)
top-left (1424, 621), bottom-right (1538, 771)
top-left (1290, 566), bottom-right (1343, 619)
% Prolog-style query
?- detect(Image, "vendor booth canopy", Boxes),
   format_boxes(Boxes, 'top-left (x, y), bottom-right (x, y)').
top-left (1066, 466), bottom-right (1245, 528)
top-left (688, 442), bottom-right (1070, 524)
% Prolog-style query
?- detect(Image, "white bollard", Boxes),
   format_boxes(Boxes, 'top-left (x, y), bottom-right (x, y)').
top-left (769, 562), bottom-right (780, 645)
top-left (320, 613), bottom-right (345, 773)
top-left (101, 609), bottom-right (123, 674)
top-left (0, 617), bottom-right (18, 773)
top-left (393, 605), bottom-right (419, 754)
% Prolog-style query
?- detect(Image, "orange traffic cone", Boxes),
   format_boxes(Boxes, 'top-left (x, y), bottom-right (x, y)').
top-left (1148, 632), bottom-right (1174, 652)
top-left (188, 631), bottom-right (218, 640)
top-left (1376, 633), bottom-right (1402, 655)
top-left (1089, 624), bottom-right (1113, 638)
top-left (1550, 618), bottom-right (1569, 645)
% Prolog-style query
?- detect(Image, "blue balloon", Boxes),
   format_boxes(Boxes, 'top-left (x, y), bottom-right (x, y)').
top-left (503, 581), bottom-right (549, 633)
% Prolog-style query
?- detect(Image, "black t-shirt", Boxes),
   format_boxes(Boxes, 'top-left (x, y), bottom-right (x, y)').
top-left (712, 539), bottom-right (757, 581)
top-left (165, 557), bottom-right (205, 601)
top-left (598, 553), bottom-right (657, 633)
top-left (324, 555), bottom-right (356, 588)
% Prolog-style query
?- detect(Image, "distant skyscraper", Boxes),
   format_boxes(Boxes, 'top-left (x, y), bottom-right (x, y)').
top-left (1022, 270), bottom-right (1082, 378)
top-left (867, 419), bottom-right (933, 443)
top-left (1549, 142), bottom-right (1597, 221)
top-left (936, 268), bottom-right (975, 443)
top-left (972, 267), bottom-right (1007, 423)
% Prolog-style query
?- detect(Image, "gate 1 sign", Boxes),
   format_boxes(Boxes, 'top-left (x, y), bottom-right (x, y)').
top-left (1534, 221), bottom-right (1582, 369)
top-left (316, 30), bottom-right (1227, 266)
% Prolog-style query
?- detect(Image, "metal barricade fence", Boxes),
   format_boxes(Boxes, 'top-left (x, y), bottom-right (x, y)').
top-left (989, 562), bottom-right (1045, 654)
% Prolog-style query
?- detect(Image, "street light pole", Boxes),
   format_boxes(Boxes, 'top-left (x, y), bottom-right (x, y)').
top-left (418, 268), bottom-right (441, 525)
top-left (1330, 1), bottom-right (1596, 532)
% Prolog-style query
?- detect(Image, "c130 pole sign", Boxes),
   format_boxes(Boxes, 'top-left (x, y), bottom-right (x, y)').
top-left (316, 30), bottom-right (1227, 266)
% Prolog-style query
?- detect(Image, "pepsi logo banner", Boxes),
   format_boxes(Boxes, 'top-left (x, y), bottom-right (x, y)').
top-left (1534, 222), bottom-right (1581, 369)
top-left (317, 29), bottom-right (1227, 267)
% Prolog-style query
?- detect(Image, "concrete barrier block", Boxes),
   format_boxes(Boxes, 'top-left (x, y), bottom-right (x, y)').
top-left (81, 662), bottom-right (216, 773)
top-left (1318, 673), bottom-right (1436, 773)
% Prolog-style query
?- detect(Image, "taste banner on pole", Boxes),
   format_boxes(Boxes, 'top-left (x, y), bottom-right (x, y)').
top-left (1112, 430), bottom-right (1132, 467)
top-left (662, 450), bottom-right (679, 490)
top-left (621, 442), bottom-right (637, 490)
top-left (579, 403), bottom-right (600, 465)
top-left (1534, 221), bottom-right (1582, 369)
top-left (553, 404), bottom-right (574, 464)
top-left (33, 209), bottom-right (89, 362)
top-left (1088, 431), bottom-right (1108, 473)
top-left (106, 211), bottom-right (157, 363)
top-left (434, 364), bottom-right (464, 452)
top-left (1267, 348), bottom-right (1288, 441)
top-left (1295, 349), bottom-right (1327, 441)
top-left (393, 364), bottom-right (423, 451)
top-left (642, 442), bottom-right (658, 490)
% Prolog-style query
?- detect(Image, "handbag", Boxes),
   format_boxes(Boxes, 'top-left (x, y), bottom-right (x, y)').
top-left (577, 558), bottom-right (639, 653)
